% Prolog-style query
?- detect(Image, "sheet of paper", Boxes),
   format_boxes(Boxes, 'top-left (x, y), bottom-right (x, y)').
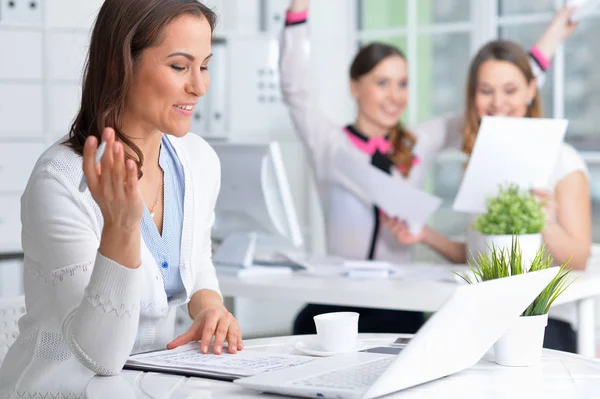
top-left (344, 260), bottom-right (393, 270)
top-left (452, 116), bottom-right (567, 214)
top-left (390, 263), bottom-right (469, 283)
top-left (127, 343), bottom-right (314, 378)
top-left (333, 146), bottom-right (442, 235)
top-left (568, 0), bottom-right (600, 21)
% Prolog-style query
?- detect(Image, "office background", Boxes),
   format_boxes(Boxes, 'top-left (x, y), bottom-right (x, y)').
top-left (0, 0), bottom-right (599, 338)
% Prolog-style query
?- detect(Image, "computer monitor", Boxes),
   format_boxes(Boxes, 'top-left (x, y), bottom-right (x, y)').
top-left (209, 141), bottom-right (304, 268)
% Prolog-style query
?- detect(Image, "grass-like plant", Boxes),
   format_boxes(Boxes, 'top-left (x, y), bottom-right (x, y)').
top-left (455, 237), bottom-right (524, 283)
top-left (473, 183), bottom-right (546, 235)
top-left (454, 236), bottom-right (576, 316)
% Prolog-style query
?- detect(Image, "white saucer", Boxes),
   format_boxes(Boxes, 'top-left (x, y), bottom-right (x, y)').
top-left (294, 338), bottom-right (368, 357)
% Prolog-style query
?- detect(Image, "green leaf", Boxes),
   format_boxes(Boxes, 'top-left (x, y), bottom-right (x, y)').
top-left (473, 183), bottom-right (545, 235)
top-left (453, 236), bottom-right (576, 317)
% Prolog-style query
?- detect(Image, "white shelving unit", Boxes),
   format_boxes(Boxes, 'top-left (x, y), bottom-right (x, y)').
top-left (0, 0), bottom-right (102, 255)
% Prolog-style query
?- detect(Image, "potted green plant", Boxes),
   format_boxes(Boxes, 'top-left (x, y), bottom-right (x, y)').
top-left (471, 183), bottom-right (546, 271)
top-left (456, 237), bottom-right (575, 367)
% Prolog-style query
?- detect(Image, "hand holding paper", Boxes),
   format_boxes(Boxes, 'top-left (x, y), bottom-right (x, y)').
top-left (333, 145), bottom-right (442, 234)
top-left (452, 116), bottom-right (567, 214)
top-left (381, 214), bottom-right (425, 244)
top-left (568, 0), bottom-right (600, 22)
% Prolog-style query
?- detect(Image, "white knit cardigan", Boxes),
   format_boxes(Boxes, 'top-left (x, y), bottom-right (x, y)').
top-left (0, 133), bottom-right (222, 399)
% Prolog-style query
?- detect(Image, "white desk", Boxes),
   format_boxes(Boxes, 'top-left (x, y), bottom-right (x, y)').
top-left (86, 334), bottom-right (600, 398)
top-left (218, 266), bottom-right (600, 357)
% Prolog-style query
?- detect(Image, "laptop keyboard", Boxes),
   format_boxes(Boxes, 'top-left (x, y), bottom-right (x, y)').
top-left (291, 357), bottom-right (395, 391)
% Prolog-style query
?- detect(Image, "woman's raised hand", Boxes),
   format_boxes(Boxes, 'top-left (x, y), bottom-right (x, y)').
top-left (535, 6), bottom-right (580, 60)
top-left (83, 128), bottom-right (144, 268)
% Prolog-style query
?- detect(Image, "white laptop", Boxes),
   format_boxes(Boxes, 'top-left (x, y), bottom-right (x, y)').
top-left (235, 267), bottom-right (558, 399)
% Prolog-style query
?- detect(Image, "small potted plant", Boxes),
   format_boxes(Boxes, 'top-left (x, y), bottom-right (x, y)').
top-left (472, 183), bottom-right (546, 271)
top-left (456, 237), bottom-right (575, 367)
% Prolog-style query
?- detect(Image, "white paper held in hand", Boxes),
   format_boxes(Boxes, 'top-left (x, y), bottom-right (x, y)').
top-left (452, 116), bottom-right (567, 214)
top-left (567, 0), bottom-right (600, 22)
top-left (333, 146), bottom-right (442, 235)
top-left (78, 140), bottom-right (107, 192)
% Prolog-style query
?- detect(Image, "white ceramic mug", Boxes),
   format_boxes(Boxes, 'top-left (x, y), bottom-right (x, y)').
top-left (313, 312), bottom-right (359, 352)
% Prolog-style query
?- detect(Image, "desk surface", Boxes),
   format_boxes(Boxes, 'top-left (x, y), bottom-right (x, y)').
top-left (218, 266), bottom-right (600, 312)
top-left (86, 334), bottom-right (600, 399)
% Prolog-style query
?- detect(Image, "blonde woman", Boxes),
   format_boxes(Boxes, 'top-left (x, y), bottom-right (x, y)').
top-left (386, 34), bottom-right (589, 353)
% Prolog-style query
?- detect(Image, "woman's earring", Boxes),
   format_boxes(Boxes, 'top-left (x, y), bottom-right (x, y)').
top-left (527, 98), bottom-right (533, 106)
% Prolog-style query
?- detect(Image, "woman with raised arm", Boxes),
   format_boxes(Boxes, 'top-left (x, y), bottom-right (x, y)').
top-left (281, 0), bottom-right (578, 336)
top-left (384, 33), bottom-right (589, 354)
top-left (282, 0), bottom-right (431, 335)
top-left (0, 1), bottom-right (242, 397)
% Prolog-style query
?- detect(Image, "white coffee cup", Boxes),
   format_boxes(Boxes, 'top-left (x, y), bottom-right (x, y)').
top-left (313, 312), bottom-right (359, 353)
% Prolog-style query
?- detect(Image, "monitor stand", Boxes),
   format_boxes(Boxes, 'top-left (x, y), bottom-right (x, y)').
top-left (213, 232), bottom-right (292, 277)
top-left (213, 232), bottom-right (257, 268)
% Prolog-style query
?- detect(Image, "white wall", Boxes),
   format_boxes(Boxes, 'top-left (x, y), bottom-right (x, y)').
top-left (0, 0), bottom-right (103, 297)
top-left (0, 0), bottom-right (102, 256)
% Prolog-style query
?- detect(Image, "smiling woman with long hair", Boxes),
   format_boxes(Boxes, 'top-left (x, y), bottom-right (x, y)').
top-left (0, 1), bottom-right (242, 397)
top-left (281, 0), bottom-right (430, 336)
top-left (387, 39), bottom-right (590, 353)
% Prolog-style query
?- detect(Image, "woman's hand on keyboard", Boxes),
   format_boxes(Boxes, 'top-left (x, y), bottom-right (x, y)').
top-left (167, 305), bottom-right (243, 355)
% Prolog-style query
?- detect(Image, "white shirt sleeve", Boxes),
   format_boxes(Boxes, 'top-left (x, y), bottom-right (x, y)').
top-left (21, 171), bottom-right (142, 375)
top-left (549, 143), bottom-right (590, 189)
top-left (279, 22), bottom-right (342, 182)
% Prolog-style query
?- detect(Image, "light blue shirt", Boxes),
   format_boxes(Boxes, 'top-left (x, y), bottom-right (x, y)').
top-left (141, 135), bottom-right (185, 299)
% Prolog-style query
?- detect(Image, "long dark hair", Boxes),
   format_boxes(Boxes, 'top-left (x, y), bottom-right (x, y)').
top-left (350, 43), bottom-right (416, 177)
top-left (66, 0), bottom-right (217, 177)
top-left (463, 40), bottom-right (542, 156)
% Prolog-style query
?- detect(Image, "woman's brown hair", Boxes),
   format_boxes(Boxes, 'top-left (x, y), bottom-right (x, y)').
top-left (463, 40), bottom-right (542, 155)
top-left (350, 43), bottom-right (416, 177)
top-left (66, 0), bottom-right (217, 176)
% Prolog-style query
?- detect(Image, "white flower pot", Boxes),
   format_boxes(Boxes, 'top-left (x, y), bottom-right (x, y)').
top-left (481, 233), bottom-right (542, 272)
top-left (494, 313), bottom-right (548, 367)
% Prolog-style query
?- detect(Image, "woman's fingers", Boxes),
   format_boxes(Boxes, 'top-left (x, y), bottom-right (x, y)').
top-left (237, 327), bottom-right (244, 350)
top-left (559, 6), bottom-right (579, 36)
top-left (125, 160), bottom-right (139, 199)
top-left (199, 311), bottom-right (219, 354)
top-left (212, 314), bottom-right (232, 355)
top-left (531, 188), bottom-right (552, 205)
top-left (531, 188), bottom-right (550, 196)
top-left (166, 329), bottom-right (195, 350)
top-left (226, 324), bottom-right (239, 354)
top-left (111, 142), bottom-right (126, 197)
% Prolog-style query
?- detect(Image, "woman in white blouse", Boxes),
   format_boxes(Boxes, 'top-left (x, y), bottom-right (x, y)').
top-left (386, 38), bottom-right (591, 353)
top-left (0, 1), bottom-right (242, 397)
